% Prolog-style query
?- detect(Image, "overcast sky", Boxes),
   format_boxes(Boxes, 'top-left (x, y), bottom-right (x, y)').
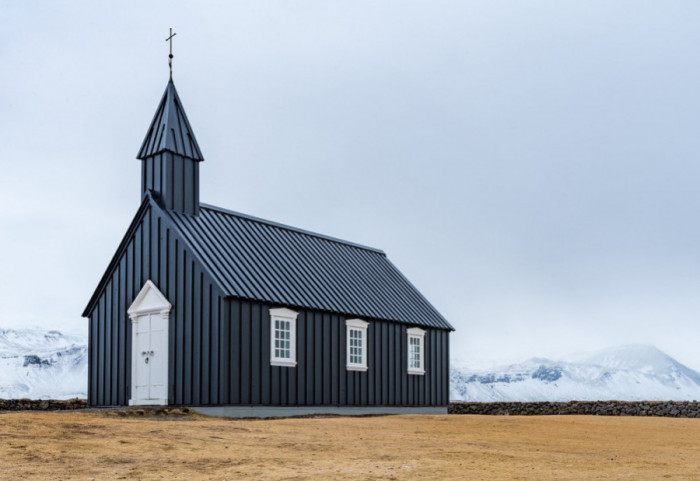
top-left (1, 1), bottom-right (699, 369)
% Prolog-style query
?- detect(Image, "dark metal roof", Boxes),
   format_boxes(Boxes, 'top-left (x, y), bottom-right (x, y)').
top-left (137, 81), bottom-right (204, 161)
top-left (164, 203), bottom-right (454, 330)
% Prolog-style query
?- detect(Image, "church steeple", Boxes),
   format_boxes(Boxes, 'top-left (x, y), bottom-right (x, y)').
top-left (137, 80), bottom-right (203, 215)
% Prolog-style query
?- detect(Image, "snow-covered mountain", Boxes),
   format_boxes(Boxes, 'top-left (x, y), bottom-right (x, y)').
top-left (451, 345), bottom-right (700, 402)
top-left (0, 328), bottom-right (87, 399)
top-left (4, 330), bottom-right (697, 403)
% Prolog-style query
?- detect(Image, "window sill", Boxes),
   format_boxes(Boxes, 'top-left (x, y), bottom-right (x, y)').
top-left (408, 369), bottom-right (425, 376)
top-left (346, 365), bottom-right (368, 372)
top-left (270, 359), bottom-right (297, 367)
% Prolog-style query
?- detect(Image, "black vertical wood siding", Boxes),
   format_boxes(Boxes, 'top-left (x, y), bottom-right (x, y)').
top-left (224, 299), bottom-right (450, 407)
top-left (87, 203), bottom-right (224, 406)
top-left (142, 152), bottom-right (200, 215)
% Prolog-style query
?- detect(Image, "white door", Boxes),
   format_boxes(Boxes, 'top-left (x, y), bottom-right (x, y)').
top-left (131, 312), bottom-right (168, 405)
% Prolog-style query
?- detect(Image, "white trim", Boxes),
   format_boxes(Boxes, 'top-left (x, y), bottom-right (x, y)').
top-left (407, 327), bottom-right (426, 375)
top-left (346, 319), bottom-right (368, 371)
top-left (127, 280), bottom-right (172, 319)
top-left (269, 307), bottom-right (299, 319)
top-left (270, 307), bottom-right (298, 367)
top-left (346, 318), bottom-right (369, 329)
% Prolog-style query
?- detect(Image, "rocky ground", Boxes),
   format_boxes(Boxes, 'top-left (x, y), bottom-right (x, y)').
top-left (0, 398), bottom-right (87, 411)
top-left (450, 400), bottom-right (700, 417)
top-left (3, 399), bottom-right (700, 418)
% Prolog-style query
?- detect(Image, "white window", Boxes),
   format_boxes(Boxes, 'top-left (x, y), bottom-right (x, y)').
top-left (346, 319), bottom-right (369, 371)
top-left (407, 327), bottom-right (425, 375)
top-left (270, 307), bottom-right (298, 367)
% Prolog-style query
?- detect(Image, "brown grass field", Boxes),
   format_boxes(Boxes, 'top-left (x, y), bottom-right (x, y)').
top-left (0, 411), bottom-right (698, 480)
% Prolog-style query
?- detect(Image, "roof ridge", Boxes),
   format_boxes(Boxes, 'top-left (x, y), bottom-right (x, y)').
top-left (199, 203), bottom-right (386, 255)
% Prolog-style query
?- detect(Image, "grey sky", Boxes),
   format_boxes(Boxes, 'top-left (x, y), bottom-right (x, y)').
top-left (1, 1), bottom-right (699, 369)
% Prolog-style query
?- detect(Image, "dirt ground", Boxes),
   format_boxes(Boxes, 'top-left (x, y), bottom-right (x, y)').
top-left (0, 411), bottom-right (698, 480)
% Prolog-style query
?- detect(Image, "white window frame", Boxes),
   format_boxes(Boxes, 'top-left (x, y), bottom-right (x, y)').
top-left (270, 307), bottom-right (298, 367)
top-left (345, 319), bottom-right (369, 371)
top-left (407, 327), bottom-right (426, 375)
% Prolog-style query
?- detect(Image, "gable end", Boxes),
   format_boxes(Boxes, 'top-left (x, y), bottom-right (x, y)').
top-left (82, 196), bottom-right (151, 317)
top-left (82, 192), bottom-right (228, 317)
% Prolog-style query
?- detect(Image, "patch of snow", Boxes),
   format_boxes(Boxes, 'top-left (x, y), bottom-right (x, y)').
top-left (0, 328), bottom-right (87, 399)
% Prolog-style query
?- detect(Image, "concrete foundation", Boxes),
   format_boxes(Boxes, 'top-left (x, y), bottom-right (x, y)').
top-left (192, 405), bottom-right (447, 418)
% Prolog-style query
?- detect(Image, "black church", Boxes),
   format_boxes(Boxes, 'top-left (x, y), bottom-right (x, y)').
top-left (82, 66), bottom-right (453, 415)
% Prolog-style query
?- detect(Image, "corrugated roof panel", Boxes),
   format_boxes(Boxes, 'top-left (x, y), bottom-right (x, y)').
top-left (163, 203), bottom-right (454, 330)
top-left (225, 215), bottom-right (300, 304)
top-left (178, 209), bottom-right (255, 297)
top-left (166, 210), bottom-right (238, 294)
top-left (304, 234), bottom-right (386, 317)
top-left (244, 219), bottom-right (317, 306)
top-left (137, 81), bottom-right (204, 161)
top-left (273, 224), bottom-right (352, 313)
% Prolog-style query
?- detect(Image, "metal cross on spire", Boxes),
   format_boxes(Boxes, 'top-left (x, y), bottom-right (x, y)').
top-left (166, 28), bottom-right (177, 80)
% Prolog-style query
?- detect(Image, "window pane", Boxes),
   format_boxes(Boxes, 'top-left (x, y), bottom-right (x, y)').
top-left (348, 328), bottom-right (365, 366)
top-left (409, 336), bottom-right (421, 369)
top-left (273, 318), bottom-right (293, 360)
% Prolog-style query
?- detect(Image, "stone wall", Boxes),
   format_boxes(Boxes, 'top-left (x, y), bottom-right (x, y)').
top-left (0, 398), bottom-right (87, 411)
top-left (449, 401), bottom-right (700, 418)
top-left (3, 399), bottom-right (700, 417)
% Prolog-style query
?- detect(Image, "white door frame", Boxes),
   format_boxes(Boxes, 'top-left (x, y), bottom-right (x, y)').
top-left (127, 280), bottom-right (171, 406)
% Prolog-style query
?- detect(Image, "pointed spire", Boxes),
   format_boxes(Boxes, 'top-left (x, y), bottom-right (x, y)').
top-left (137, 81), bottom-right (204, 161)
